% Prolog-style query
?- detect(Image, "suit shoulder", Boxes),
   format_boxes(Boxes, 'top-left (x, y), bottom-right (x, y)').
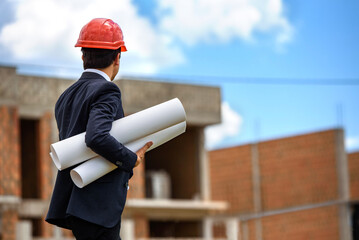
top-left (91, 81), bottom-right (122, 100)
top-left (89, 80), bottom-right (120, 92)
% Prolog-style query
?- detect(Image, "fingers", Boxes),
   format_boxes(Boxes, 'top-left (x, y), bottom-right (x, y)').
top-left (135, 141), bottom-right (153, 168)
top-left (137, 141), bottom-right (153, 154)
top-left (144, 141), bottom-right (153, 150)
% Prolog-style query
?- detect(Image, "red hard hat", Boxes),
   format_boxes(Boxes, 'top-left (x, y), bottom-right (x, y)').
top-left (75, 18), bottom-right (127, 52)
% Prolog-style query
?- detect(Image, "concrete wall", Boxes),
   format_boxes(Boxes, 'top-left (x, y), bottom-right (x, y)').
top-left (118, 79), bottom-right (221, 126)
top-left (0, 66), bottom-right (221, 127)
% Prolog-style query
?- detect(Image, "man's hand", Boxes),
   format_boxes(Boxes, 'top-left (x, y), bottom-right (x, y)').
top-left (134, 141), bottom-right (153, 168)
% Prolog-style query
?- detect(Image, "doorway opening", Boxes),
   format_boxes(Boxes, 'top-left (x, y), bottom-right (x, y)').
top-left (20, 118), bottom-right (42, 236)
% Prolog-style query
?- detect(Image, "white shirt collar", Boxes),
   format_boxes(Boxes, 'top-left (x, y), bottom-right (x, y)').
top-left (84, 69), bottom-right (111, 82)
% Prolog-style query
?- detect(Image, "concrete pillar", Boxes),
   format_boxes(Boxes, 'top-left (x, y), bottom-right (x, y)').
top-left (53, 227), bottom-right (63, 240)
top-left (251, 144), bottom-right (261, 212)
top-left (335, 129), bottom-right (352, 240)
top-left (251, 144), bottom-right (263, 240)
top-left (120, 219), bottom-right (135, 240)
top-left (198, 128), bottom-right (210, 200)
top-left (241, 221), bottom-right (249, 240)
top-left (225, 218), bottom-right (238, 240)
top-left (16, 221), bottom-right (32, 240)
top-left (335, 129), bottom-right (350, 200)
top-left (203, 218), bottom-right (213, 240)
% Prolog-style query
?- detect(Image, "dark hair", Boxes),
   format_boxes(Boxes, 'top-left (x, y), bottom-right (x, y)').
top-left (81, 47), bottom-right (121, 69)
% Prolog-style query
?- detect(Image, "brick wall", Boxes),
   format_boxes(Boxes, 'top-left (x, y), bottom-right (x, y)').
top-left (210, 129), bottom-right (340, 214)
top-left (128, 163), bottom-right (145, 199)
top-left (212, 222), bottom-right (226, 238)
top-left (259, 130), bottom-right (339, 210)
top-left (209, 129), bottom-right (344, 240)
top-left (246, 220), bottom-right (257, 240)
top-left (260, 206), bottom-right (339, 240)
top-left (1, 210), bottom-right (18, 240)
top-left (127, 162), bottom-right (150, 238)
top-left (0, 106), bottom-right (21, 196)
top-left (38, 112), bottom-right (55, 237)
top-left (133, 216), bottom-right (149, 238)
top-left (0, 106), bottom-right (21, 240)
top-left (38, 112), bottom-right (54, 200)
top-left (348, 152), bottom-right (359, 200)
top-left (209, 144), bottom-right (254, 214)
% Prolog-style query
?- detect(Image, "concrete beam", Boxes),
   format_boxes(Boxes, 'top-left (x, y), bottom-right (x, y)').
top-left (18, 199), bottom-right (48, 218)
top-left (0, 66), bottom-right (222, 126)
top-left (198, 128), bottom-right (210, 201)
top-left (16, 221), bottom-right (32, 240)
top-left (226, 218), bottom-right (238, 240)
top-left (120, 219), bottom-right (135, 240)
top-left (203, 217), bottom-right (213, 240)
top-left (117, 79), bottom-right (221, 126)
top-left (123, 199), bottom-right (227, 220)
top-left (0, 195), bottom-right (21, 212)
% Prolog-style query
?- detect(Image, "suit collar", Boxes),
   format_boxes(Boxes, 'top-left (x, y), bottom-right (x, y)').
top-left (82, 69), bottom-right (111, 82)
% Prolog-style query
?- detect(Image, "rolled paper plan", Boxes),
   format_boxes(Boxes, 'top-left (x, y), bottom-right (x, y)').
top-left (70, 121), bottom-right (186, 188)
top-left (50, 98), bottom-right (186, 170)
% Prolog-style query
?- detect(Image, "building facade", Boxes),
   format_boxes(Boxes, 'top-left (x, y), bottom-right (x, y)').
top-left (0, 66), bottom-right (226, 240)
top-left (209, 129), bottom-right (359, 240)
top-left (1, 65), bottom-right (359, 239)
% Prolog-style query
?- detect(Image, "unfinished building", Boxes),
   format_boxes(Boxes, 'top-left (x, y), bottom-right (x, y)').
top-left (0, 65), bottom-right (227, 240)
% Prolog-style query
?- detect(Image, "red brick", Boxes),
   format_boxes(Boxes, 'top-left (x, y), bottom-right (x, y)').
top-left (259, 130), bottom-right (339, 210)
top-left (261, 206), bottom-right (339, 240)
top-left (212, 222), bottom-right (226, 238)
top-left (0, 106), bottom-right (21, 196)
top-left (133, 216), bottom-right (149, 238)
top-left (38, 112), bottom-right (55, 237)
top-left (209, 145), bottom-right (254, 213)
top-left (348, 152), bottom-right (359, 200)
top-left (210, 129), bottom-right (343, 240)
top-left (1, 210), bottom-right (18, 240)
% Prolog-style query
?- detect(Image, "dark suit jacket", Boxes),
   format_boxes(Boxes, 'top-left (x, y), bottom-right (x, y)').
top-left (46, 72), bottom-right (137, 229)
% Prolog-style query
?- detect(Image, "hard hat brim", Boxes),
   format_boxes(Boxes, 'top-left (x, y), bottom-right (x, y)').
top-left (75, 40), bottom-right (127, 52)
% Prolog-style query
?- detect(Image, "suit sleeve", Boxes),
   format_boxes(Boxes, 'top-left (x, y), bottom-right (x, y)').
top-left (84, 83), bottom-right (137, 173)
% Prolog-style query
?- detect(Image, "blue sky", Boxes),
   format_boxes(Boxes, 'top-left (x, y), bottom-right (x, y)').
top-left (0, 0), bottom-right (358, 151)
top-left (135, 0), bottom-right (359, 79)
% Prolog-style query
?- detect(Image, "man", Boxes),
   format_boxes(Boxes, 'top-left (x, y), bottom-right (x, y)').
top-left (46, 18), bottom-right (152, 240)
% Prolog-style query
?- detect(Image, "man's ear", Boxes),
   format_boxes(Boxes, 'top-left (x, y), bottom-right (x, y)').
top-left (114, 53), bottom-right (120, 66)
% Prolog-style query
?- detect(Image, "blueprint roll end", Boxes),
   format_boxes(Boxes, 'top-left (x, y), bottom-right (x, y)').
top-left (70, 170), bottom-right (84, 188)
top-left (50, 149), bottom-right (62, 170)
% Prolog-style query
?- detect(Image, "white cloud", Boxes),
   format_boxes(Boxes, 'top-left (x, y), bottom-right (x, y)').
top-left (157, 0), bottom-right (294, 45)
top-left (0, 0), bottom-right (293, 76)
top-left (0, 0), bottom-right (184, 75)
top-left (346, 137), bottom-right (359, 152)
top-left (205, 102), bottom-right (243, 149)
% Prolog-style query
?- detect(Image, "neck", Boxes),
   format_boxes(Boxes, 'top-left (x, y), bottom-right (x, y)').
top-left (97, 66), bottom-right (113, 81)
